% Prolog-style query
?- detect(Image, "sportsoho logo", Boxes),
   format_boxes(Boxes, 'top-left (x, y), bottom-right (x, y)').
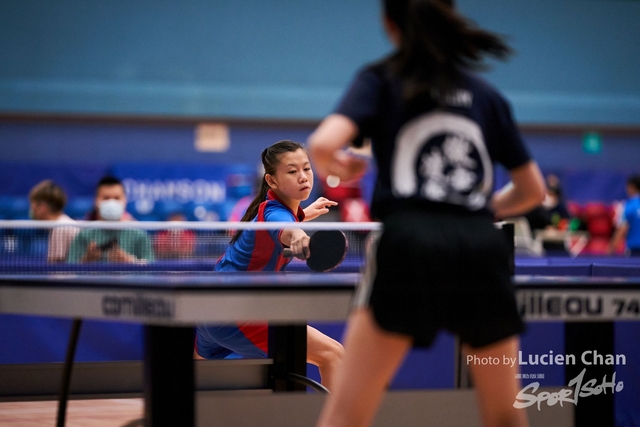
top-left (467, 351), bottom-right (627, 410)
top-left (513, 366), bottom-right (624, 410)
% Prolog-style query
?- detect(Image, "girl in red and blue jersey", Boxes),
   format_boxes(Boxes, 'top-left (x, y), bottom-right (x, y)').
top-left (195, 140), bottom-right (344, 390)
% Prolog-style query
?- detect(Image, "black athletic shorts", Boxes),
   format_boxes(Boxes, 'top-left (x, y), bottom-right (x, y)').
top-left (354, 210), bottom-right (525, 349)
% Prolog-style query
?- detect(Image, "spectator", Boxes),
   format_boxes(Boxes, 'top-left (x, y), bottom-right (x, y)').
top-left (28, 180), bottom-right (78, 262)
top-left (84, 176), bottom-right (135, 221)
top-left (153, 212), bottom-right (195, 259)
top-left (609, 175), bottom-right (640, 256)
top-left (68, 176), bottom-right (154, 263)
top-left (524, 173), bottom-right (571, 232)
top-left (542, 174), bottom-right (571, 224)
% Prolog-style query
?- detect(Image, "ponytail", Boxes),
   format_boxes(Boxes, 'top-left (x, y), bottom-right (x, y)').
top-left (384, 0), bottom-right (511, 103)
top-left (229, 140), bottom-right (305, 244)
top-left (229, 178), bottom-right (270, 244)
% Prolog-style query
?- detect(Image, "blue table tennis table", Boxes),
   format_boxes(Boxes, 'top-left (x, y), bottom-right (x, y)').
top-left (1, 272), bottom-right (640, 427)
top-left (0, 272), bottom-right (357, 427)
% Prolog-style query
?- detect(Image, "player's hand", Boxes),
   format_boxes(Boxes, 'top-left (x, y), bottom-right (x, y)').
top-left (303, 197), bottom-right (338, 221)
top-left (329, 151), bottom-right (368, 183)
top-left (82, 242), bottom-right (102, 262)
top-left (288, 229), bottom-right (311, 260)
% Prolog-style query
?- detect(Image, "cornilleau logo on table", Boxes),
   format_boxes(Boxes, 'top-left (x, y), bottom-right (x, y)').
top-left (102, 293), bottom-right (175, 319)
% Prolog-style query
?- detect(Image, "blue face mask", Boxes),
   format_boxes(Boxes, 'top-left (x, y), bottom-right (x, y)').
top-left (98, 199), bottom-right (125, 221)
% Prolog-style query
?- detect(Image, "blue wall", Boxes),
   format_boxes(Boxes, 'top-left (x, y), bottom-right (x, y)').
top-left (1, 0), bottom-right (640, 124)
top-left (0, 120), bottom-right (637, 204)
top-left (0, 121), bottom-right (312, 165)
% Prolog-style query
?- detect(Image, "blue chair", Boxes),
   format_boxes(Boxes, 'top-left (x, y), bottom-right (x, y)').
top-left (154, 199), bottom-right (186, 220)
top-left (0, 197), bottom-right (30, 220)
top-left (127, 200), bottom-right (164, 222)
top-left (184, 202), bottom-right (226, 222)
top-left (0, 197), bottom-right (14, 219)
top-left (66, 197), bottom-right (94, 220)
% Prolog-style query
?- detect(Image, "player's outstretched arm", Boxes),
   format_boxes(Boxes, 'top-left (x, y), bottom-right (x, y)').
top-left (303, 197), bottom-right (338, 221)
top-left (308, 114), bottom-right (368, 182)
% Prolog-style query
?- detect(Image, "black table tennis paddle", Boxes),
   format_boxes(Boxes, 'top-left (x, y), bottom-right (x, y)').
top-left (283, 230), bottom-right (348, 272)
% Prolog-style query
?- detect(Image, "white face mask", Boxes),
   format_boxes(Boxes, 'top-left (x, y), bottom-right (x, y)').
top-left (99, 199), bottom-right (125, 221)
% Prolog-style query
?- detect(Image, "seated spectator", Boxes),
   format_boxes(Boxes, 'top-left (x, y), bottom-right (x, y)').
top-left (543, 174), bottom-right (571, 224)
top-left (154, 212), bottom-right (195, 259)
top-left (523, 174), bottom-right (578, 255)
top-left (524, 173), bottom-right (571, 232)
top-left (84, 176), bottom-right (136, 222)
top-left (609, 175), bottom-right (640, 256)
top-left (28, 180), bottom-right (78, 262)
top-left (68, 176), bottom-right (154, 263)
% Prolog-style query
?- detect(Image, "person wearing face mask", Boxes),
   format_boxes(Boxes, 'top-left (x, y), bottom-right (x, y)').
top-left (67, 176), bottom-right (154, 263)
top-left (28, 179), bottom-right (79, 262)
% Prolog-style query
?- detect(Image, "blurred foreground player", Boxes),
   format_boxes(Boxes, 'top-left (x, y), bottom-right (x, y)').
top-left (195, 140), bottom-right (344, 390)
top-left (310, 1), bottom-right (545, 426)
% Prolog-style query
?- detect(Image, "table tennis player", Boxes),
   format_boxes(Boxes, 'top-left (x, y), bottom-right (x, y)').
top-left (194, 140), bottom-right (344, 390)
top-left (309, 1), bottom-right (546, 426)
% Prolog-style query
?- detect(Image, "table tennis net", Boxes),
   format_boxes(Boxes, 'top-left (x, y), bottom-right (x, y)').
top-left (0, 221), bottom-right (379, 274)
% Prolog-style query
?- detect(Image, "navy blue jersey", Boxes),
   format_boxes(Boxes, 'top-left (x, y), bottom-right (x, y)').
top-left (335, 61), bottom-right (531, 220)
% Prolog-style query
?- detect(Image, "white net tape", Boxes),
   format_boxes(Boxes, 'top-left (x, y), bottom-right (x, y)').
top-left (0, 220), bottom-right (380, 274)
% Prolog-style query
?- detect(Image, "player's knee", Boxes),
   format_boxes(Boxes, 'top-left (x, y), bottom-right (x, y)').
top-left (310, 336), bottom-right (344, 367)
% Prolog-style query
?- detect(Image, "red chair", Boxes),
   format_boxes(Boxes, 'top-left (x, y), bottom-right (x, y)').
top-left (579, 202), bottom-right (616, 255)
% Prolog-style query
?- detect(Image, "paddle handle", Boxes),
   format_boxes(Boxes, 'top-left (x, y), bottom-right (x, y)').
top-left (283, 248), bottom-right (293, 258)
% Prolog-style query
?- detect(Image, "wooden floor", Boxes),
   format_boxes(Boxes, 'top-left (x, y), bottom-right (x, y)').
top-left (0, 399), bottom-right (143, 427)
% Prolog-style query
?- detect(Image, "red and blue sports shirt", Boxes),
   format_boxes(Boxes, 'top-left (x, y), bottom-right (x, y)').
top-left (215, 189), bottom-right (305, 272)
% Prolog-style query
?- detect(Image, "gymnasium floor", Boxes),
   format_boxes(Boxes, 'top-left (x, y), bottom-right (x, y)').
top-left (0, 398), bottom-right (143, 427)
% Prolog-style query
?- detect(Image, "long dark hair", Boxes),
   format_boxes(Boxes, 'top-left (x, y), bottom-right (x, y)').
top-left (383, 0), bottom-right (512, 103)
top-left (628, 175), bottom-right (640, 193)
top-left (230, 140), bottom-right (305, 244)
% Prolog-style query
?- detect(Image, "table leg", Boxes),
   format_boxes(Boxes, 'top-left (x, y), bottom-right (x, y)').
top-left (268, 325), bottom-right (307, 392)
top-left (564, 322), bottom-right (615, 427)
top-left (144, 325), bottom-right (195, 427)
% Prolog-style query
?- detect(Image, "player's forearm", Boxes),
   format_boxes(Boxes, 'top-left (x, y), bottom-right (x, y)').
top-left (303, 197), bottom-right (338, 221)
top-left (280, 228), bottom-right (306, 247)
top-left (280, 228), bottom-right (311, 259)
top-left (302, 207), bottom-right (320, 221)
top-left (491, 161), bottom-right (545, 219)
top-left (308, 114), bottom-right (358, 178)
